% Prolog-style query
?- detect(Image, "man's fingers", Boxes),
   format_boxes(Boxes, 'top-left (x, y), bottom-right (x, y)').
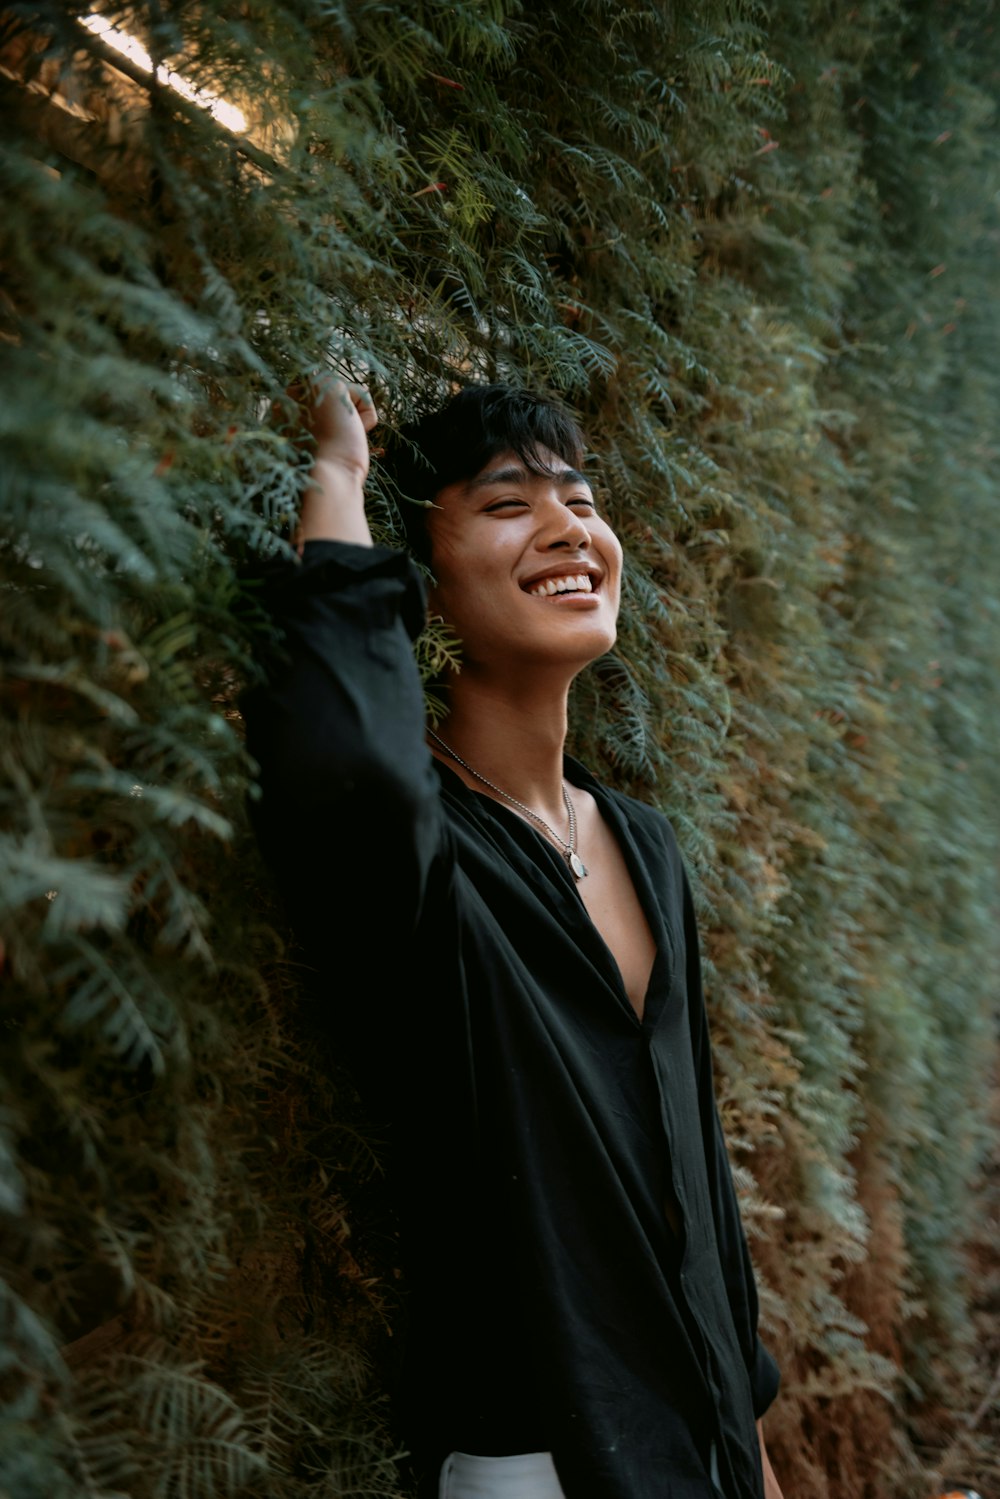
top-left (291, 374), bottom-right (379, 433)
top-left (346, 383), bottom-right (379, 434)
top-left (275, 374), bottom-right (379, 455)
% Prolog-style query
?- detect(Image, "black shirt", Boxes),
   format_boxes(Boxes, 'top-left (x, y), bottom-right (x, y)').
top-left (244, 541), bottom-right (779, 1499)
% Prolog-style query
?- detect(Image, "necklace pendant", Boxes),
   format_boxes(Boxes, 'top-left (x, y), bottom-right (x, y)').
top-left (569, 850), bottom-right (588, 880)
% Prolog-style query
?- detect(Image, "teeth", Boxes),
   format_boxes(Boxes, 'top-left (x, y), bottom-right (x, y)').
top-left (529, 574), bottom-right (594, 597)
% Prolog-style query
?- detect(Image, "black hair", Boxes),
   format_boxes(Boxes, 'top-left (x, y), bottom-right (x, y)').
top-left (381, 384), bottom-right (586, 566)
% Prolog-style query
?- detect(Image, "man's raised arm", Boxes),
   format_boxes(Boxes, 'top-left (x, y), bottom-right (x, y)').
top-left (242, 377), bottom-right (443, 963)
top-left (291, 376), bottom-right (378, 547)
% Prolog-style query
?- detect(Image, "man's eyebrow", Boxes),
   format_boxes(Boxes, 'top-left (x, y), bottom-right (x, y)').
top-left (466, 465), bottom-right (592, 492)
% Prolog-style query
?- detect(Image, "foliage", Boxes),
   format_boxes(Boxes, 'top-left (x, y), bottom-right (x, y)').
top-left (1, 1), bottom-right (998, 1495)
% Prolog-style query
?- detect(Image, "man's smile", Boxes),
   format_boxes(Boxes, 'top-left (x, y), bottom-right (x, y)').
top-left (519, 560), bottom-right (604, 598)
top-left (526, 572), bottom-right (595, 597)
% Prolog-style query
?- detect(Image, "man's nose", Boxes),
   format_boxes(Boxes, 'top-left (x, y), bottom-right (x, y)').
top-left (537, 497), bottom-right (591, 550)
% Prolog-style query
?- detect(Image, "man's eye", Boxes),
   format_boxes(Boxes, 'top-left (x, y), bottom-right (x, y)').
top-left (484, 498), bottom-right (527, 512)
top-left (568, 496), bottom-right (596, 510)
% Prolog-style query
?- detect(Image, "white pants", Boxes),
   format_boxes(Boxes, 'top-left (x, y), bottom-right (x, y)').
top-left (438, 1444), bottom-right (724, 1497)
top-left (438, 1451), bottom-right (565, 1498)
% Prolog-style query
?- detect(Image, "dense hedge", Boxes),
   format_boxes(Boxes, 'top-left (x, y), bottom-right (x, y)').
top-left (1, 3), bottom-right (998, 1496)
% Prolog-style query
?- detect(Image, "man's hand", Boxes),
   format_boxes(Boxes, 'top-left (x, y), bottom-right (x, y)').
top-left (282, 375), bottom-right (380, 548)
top-left (757, 1420), bottom-right (785, 1499)
top-left (293, 374), bottom-right (379, 480)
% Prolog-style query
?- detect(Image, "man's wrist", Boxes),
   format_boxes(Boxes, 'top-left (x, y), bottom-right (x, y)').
top-left (298, 456), bottom-right (372, 546)
top-left (311, 449), bottom-right (367, 494)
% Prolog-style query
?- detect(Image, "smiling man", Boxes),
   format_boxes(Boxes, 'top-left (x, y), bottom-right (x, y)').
top-left (244, 381), bottom-right (783, 1499)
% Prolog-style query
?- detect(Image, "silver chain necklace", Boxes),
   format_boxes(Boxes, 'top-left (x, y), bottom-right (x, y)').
top-left (427, 728), bottom-right (589, 880)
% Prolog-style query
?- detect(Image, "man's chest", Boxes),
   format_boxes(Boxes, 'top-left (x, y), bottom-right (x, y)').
top-left (572, 789), bottom-right (659, 1020)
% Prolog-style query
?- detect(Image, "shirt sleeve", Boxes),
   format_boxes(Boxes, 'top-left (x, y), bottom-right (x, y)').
top-left (241, 539), bottom-right (446, 960)
top-left (681, 867), bottom-right (782, 1420)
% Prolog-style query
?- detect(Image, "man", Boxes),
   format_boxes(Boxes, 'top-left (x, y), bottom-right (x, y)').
top-left (244, 378), bottom-right (783, 1499)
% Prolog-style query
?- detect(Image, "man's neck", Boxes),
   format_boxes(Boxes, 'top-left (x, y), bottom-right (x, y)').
top-left (430, 672), bottom-right (571, 826)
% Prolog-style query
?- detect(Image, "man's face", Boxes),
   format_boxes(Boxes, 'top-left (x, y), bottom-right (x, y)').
top-left (425, 447), bottom-right (623, 675)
